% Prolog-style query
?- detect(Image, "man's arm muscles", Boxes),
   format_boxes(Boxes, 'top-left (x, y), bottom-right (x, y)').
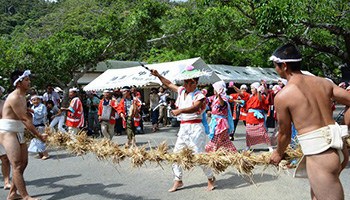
top-left (332, 86), bottom-right (350, 107)
top-left (275, 97), bottom-right (292, 156)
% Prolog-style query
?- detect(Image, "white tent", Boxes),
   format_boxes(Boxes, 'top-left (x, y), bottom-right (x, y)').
top-left (208, 65), bottom-right (280, 84)
top-left (83, 57), bottom-right (221, 91)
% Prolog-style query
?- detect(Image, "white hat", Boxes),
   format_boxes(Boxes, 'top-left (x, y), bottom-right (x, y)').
top-left (212, 80), bottom-right (227, 94)
top-left (69, 87), bottom-right (79, 92)
top-left (240, 84), bottom-right (248, 90)
top-left (278, 78), bottom-right (288, 86)
top-left (250, 82), bottom-right (260, 90)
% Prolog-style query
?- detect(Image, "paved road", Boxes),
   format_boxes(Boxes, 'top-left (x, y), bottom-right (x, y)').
top-left (0, 114), bottom-right (349, 200)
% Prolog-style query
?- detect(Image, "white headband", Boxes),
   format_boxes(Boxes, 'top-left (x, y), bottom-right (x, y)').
top-left (69, 87), bottom-right (79, 92)
top-left (13, 70), bottom-right (31, 86)
top-left (269, 55), bottom-right (302, 63)
top-left (31, 95), bottom-right (42, 100)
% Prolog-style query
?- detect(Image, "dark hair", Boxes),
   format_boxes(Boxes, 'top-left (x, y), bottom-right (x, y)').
top-left (273, 44), bottom-right (302, 71)
top-left (47, 100), bottom-right (54, 106)
top-left (10, 70), bottom-right (25, 85)
top-left (150, 87), bottom-right (158, 94)
top-left (193, 77), bottom-right (199, 83)
top-left (122, 86), bottom-right (131, 90)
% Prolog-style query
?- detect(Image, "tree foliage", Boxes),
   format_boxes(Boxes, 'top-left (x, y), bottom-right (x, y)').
top-left (0, 0), bottom-right (349, 104)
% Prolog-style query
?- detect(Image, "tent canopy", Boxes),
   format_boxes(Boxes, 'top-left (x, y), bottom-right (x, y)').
top-left (83, 57), bottom-right (221, 91)
top-left (83, 57), bottom-right (314, 91)
top-left (208, 65), bottom-right (280, 84)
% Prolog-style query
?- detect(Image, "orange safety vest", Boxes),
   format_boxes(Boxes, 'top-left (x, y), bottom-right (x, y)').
top-left (116, 98), bottom-right (142, 128)
top-left (66, 97), bottom-right (84, 128)
top-left (98, 98), bottom-right (118, 125)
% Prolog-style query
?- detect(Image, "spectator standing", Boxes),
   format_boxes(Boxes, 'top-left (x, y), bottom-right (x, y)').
top-left (98, 90), bottom-right (118, 140)
top-left (61, 88), bottom-right (84, 135)
top-left (42, 85), bottom-right (61, 107)
top-left (113, 91), bottom-right (123, 135)
top-left (86, 91), bottom-right (100, 136)
top-left (158, 86), bottom-right (169, 127)
top-left (149, 88), bottom-right (159, 132)
top-left (116, 86), bottom-right (141, 146)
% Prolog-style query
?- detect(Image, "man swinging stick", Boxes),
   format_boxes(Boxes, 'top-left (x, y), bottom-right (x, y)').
top-left (151, 66), bottom-right (216, 192)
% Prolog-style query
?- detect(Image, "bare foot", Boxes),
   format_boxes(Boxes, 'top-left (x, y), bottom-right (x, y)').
top-left (7, 193), bottom-right (21, 200)
top-left (41, 155), bottom-right (50, 160)
top-left (168, 181), bottom-right (184, 192)
top-left (22, 196), bottom-right (41, 200)
top-left (4, 183), bottom-right (11, 190)
top-left (206, 176), bottom-right (216, 191)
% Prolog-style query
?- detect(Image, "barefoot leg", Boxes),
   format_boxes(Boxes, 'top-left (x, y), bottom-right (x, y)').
top-left (168, 181), bottom-right (184, 192)
top-left (206, 176), bottom-right (216, 191)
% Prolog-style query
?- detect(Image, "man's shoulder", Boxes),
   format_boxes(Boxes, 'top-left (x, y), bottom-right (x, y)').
top-left (7, 91), bottom-right (24, 101)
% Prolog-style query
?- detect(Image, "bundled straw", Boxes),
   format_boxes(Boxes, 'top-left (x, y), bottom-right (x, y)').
top-left (25, 128), bottom-right (350, 176)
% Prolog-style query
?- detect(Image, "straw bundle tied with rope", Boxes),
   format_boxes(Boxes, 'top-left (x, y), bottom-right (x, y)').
top-left (24, 127), bottom-right (350, 176)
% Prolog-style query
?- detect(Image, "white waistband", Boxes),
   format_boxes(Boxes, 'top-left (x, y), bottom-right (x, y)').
top-left (297, 123), bottom-right (348, 155)
top-left (0, 119), bottom-right (25, 133)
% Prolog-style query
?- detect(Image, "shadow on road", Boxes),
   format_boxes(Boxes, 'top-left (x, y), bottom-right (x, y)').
top-left (27, 174), bottom-right (157, 200)
top-left (178, 172), bottom-right (276, 191)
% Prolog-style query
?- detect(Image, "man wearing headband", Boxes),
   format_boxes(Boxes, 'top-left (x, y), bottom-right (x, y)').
top-left (0, 70), bottom-right (45, 200)
top-left (61, 88), bottom-right (84, 135)
top-left (269, 44), bottom-right (350, 200)
top-left (116, 86), bottom-right (141, 146)
top-left (151, 67), bottom-right (215, 192)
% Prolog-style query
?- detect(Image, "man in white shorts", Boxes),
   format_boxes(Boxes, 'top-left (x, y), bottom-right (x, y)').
top-left (0, 85), bottom-right (11, 190)
top-left (0, 70), bottom-right (46, 200)
top-left (151, 66), bottom-right (215, 192)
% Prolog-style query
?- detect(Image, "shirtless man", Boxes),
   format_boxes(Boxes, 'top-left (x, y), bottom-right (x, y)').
top-left (269, 44), bottom-right (350, 200)
top-left (0, 70), bottom-right (46, 200)
top-left (0, 86), bottom-right (12, 190)
top-left (151, 67), bottom-right (215, 192)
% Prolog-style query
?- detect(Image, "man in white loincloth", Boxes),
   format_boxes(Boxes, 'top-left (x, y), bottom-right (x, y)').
top-left (269, 44), bottom-right (350, 200)
top-left (0, 70), bottom-right (46, 200)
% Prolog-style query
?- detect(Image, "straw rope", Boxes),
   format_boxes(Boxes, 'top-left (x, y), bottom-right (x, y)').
top-left (24, 128), bottom-right (350, 176)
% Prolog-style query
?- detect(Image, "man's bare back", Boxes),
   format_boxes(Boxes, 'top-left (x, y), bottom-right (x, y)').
top-left (275, 74), bottom-right (335, 135)
top-left (270, 43), bottom-right (350, 200)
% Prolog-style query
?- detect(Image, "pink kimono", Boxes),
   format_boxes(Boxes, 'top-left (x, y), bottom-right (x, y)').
top-left (205, 95), bottom-right (237, 152)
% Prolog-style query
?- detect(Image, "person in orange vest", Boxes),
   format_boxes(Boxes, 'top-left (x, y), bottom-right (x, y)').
top-left (116, 86), bottom-right (141, 146)
top-left (61, 88), bottom-right (84, 135)
top-left (98, 90), bottom-right (118, 140)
